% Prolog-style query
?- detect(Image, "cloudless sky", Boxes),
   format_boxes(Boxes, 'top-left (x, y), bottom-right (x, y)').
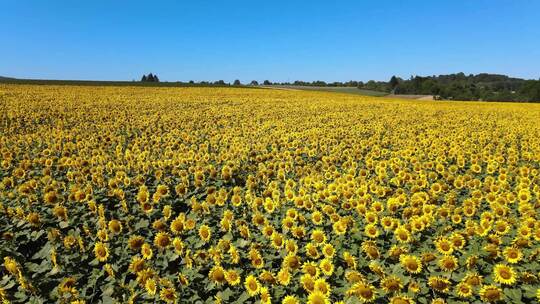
top-left (1, 0), bottom-right (540, 82)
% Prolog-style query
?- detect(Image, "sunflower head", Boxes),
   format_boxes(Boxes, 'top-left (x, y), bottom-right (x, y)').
top-left (493, 264), bottom-right (516, 285)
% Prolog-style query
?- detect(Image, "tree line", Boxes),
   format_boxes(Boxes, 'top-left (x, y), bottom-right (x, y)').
top-left (263, 73), bottom-right (540, 102)
top-left (134, 73), bottom-right (540, 102)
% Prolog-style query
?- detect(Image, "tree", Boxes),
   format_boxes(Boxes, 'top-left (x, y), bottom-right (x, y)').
top-left (147, 73), bottom-right (155, 82)
top-left (153, 74), bottom-right (160, 82)
top-left (263, 80), bottom-right (271, 85)
top-left (250, 80), bottom-right (259, 86)
top-left (389, 76), bottom-right (399, 92)
top-left (141, 75), bottom-right (147, 82)
top-left (233, 79), bottom-right (241, 86)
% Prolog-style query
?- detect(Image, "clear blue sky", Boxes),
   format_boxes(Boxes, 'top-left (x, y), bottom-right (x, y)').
top-left (2, 0), bottom-right (539, 82)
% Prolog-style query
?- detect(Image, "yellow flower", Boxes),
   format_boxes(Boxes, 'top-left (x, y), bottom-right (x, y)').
top-left (225, 269), bottom-right (240, 285)
top-left (455, 282), bottom-right (473, 298)
top-left (159, 287), bottom-right (177, 303)
top-left (307, 290), bottom-right (330, 304)
top-left (209, 265), bottom-right (226, 284)
top-left (153, 232), bottom-right (171, 249)
top-left (3, 257), bottom-right (19, 275)
top-left (313, 278), bottom-right (330, 296)
top-left (428, 276), bottom-right (451, 293)
top-left (394, 226), bottom-right (412, 243)
top-left (400, 255), bottom-right (422, 274)
top-left (244, 275), bottom-right (260, 296)
top-left (380, 275), bottom-right (403, 293)
top-left (198, 225), bottom-right (211, 242)
top-left (438, 255), bottom-right (458, 272)
top-left (319, 258), bottom-right (334, 276)
top-left (282, 295), bottom-right (299, 304)
top-left (434, 237), bottom-right (454, 255)
top-left (493, 264), bottom-right (516, 285)
top-left (503, 247), bottom-right (523, 264)
top-left (141, 243), bottom-right (153, 260)
top-left (128, 256), bottom-right (145, 274)
top-left (389, 295), bottom-right (414, 304)
top-left (145, 278), bottom-right (157, 296)
top-left (347, 281), bottom-right (376, 302)
top-left (364, 223), bottom-right (379, 238)
top-left (479, 285), bottom-right (503, 302)
top-left (93, 242), bottom-right (109, 262)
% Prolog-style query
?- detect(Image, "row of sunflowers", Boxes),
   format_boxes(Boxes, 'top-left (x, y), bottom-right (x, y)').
top-left (0, 84), bottom-right (539, 303)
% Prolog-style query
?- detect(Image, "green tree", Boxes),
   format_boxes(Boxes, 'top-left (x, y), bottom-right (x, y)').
top-left (389, 76), bottom-right (399, 91)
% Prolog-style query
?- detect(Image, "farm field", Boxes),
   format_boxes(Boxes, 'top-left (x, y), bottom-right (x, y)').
top-left (263, 86), bottom-right (388, 97)
top-left (1, 84), bottom-right (540, 304)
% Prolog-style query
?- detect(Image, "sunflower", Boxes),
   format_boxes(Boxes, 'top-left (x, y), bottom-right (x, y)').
top-left (3, 257), bottom-right (19, 275)
top-left (463, 272), bottom-right (483, 286)
top-left (400, 255), bottom-right (422, 274)
top-left (152, 232), bottom-right (171, 249)
top-left (311, 229), bottom-right (326, 244)
top-left (260, 286), bottom-right (271, 304)
top-left (503, 247), bottom-right (523, 264)
top-left (307, 290), bottom-right (330, 304)
top-left (364, 223), bottom-right (379, 238)
top-left (225, 269), bottom-right (240, 285)
top-left (271, 232), bottom-right (284, 249)
top-left (283, 254), bottom-right (301, 270)
top-left (93, 242), bottom-right (109, 262)
top-left (314, 278), bottom-right (330, 296)
top-left (319, 258), bottom-right (334, 276)
top-left (209, 265), bottom-right (226, 284)
top-left (302, 262), bottom-right (319, 277)
top-left (394, 226), bottom-right (412, 243)
top-left (434, 237), bottom-right (454, 255)
top-left (493, 264), bottom-right (516, 285)
top-left (107, 219), bottom-right (122, 234)
top-left (170, 217), bottom-right (184, 235)
top-left (129, 256), bottom-right (146, 274)
top-left (301, 274), bottom-right (316, 292)
top-left (311, 211), bottom-right (324, 225)
top-left (361, 241), bottom-right (380, 259)
top-left (198, 225), bottom-right (211, 242)
top-left (347, 281), bottom-right (376, 302)
top-left (428, 276), bottom-right (451, 293)
top-left (389, 295), bottom-right (414, 304)
top-left (145, 278), bottom-right (157, 296)
top-left (479, 285), bottom-right (503, 302)
top-left (277, 267), bottom-right (291, 286)
top-left (455, 282), bottom-right (473, 298)
top-left (141, 243), bottom-right (153, 260)
top-left (438, 255), bottom-right (458, 272)
top-left (381, 275), bottom-right (403, 293)
top-left (244, 275), bottom-right (260, 296)
top-left (128, 235), bottom-right (145, 250)
top-left (173, 238), bottom-right (184, 254)
top-left (159, 287), bottom-right (177, 303)
top-left (282, 295), bottom-right (299, 304)
top-left (321, 243), bottom-right (335, 258)
top-left (306, 243), bottom-right (320, 259)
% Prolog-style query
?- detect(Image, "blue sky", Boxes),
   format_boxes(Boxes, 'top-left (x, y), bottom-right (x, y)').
top-left (1, 0), bottom-right (539, 82)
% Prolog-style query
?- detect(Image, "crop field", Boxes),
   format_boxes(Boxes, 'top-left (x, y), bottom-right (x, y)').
top-left (1, 84), bottom-right (540, 304)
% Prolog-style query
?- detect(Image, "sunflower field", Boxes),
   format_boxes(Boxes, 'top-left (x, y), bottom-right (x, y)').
top-left (0, 84), bottom-right (539, 304)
